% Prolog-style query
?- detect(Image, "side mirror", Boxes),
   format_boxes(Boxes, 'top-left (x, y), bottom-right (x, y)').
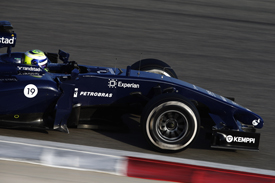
top-left (58, 49), bottom-right (70, 63)
top-left (71, 68), bottom-right (79, 80)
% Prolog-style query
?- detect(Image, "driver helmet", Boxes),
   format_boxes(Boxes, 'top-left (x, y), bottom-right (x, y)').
top-left (24, 49), bottom-right (48, 69)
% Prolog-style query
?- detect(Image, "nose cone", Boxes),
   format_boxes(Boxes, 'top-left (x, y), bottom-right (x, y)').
top-left (252, 117), bottom-right (264, 129)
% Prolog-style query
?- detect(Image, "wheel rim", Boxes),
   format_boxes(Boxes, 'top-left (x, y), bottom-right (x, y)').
top-left (144, 69), bottom-right (171, 77)
top-left (156, 110), bottom-right (188, 142)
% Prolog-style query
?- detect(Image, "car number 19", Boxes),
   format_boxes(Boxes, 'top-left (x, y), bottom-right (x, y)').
top-left (24, 84), bottom-right (38, 98)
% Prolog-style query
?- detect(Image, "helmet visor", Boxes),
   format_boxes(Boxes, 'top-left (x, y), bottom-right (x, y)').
top-left (31, 58), bottom-right (48, 69)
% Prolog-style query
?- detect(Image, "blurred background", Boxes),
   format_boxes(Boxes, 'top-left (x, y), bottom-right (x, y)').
top-left (1, 0), bottom-right (275, 171)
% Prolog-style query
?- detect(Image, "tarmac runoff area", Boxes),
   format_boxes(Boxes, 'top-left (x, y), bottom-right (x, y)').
top-left (0, 135), bottom-right (274, 183)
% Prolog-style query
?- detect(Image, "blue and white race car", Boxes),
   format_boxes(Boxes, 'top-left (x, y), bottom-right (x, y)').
top-left (0, 21), bottom-right (263, 152)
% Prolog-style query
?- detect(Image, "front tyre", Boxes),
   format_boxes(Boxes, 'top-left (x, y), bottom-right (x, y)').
top-left (131, 58), bottom-right (178, 78)
top-left (141, 93), bottom-right (200, 152)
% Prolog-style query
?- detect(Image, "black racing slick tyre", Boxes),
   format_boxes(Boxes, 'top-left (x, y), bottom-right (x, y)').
top-left (141, 93), bottom-right (200, 152)
top-left (131, 58), bottom-right (178, 79)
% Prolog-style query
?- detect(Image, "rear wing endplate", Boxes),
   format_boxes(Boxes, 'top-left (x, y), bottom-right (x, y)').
top-left (0, 21), bottom-right (17, 55)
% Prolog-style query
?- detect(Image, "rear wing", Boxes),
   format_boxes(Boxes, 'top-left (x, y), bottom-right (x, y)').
top-left (0, 21), bottom-right (17, 55)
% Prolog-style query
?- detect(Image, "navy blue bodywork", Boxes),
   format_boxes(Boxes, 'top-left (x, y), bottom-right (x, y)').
top-left (0, 21), bottom-right (264, 151)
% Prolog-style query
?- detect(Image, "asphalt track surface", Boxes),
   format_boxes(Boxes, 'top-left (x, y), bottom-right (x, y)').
top-left (1, 0), bottom-right (275, 172)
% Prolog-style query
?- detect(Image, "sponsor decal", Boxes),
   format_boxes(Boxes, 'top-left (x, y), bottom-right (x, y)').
top-left (0, 77), bottom-right (17, 82)
top-left (226, 135), bottom-right (233, 143)
top-left (17, 66), bottom-right (42, 72)
top-left (0, 36), bottom-right (14, 44)
top-left (18, 72), bottom-right (43, 76)
top-left (73, 88), bottom-right (112, 98)
top-left (108, 79), bottom-right (117, 88)
top-left (80, 91), bottom-right (112, 98)
top-left (252, 118), bottom-right (261, 126)
top-left (24, 84), bottom-right (38, 98)
top-left (108, 79), bottom-right (139, 89)
top-left (226, 135), bottom-right (255, 144)
top-left (74, 88), bottom-right (78, 98)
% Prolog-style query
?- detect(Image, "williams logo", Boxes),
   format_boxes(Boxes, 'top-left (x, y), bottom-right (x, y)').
top-left (108, 79), bottom-right (139, 89)
top-left (0, 36), bottom-right (14, 44)
top-left (252, 119), bottom-right (260, 126)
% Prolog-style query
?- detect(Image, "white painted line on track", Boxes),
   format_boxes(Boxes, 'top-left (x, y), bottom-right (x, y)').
top-left (0, 139), bottom-right (121, 158)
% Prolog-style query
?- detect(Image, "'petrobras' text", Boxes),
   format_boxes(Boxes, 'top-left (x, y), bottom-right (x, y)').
top-left (79, 91), bottom-right (113, 98)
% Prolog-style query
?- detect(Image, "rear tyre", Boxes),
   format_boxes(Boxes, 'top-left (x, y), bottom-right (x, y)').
top-left (141, 93), bottom-right (200, 152)
top-left (131, 58), bottom-right (178, 78)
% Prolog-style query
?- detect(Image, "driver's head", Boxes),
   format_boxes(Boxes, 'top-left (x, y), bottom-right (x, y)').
top-left (24, 49), bottom-right (48, 69)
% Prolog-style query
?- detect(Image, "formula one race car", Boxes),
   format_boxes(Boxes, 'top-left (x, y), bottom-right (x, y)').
top-left (0, 21), bottom-right (264, 152)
